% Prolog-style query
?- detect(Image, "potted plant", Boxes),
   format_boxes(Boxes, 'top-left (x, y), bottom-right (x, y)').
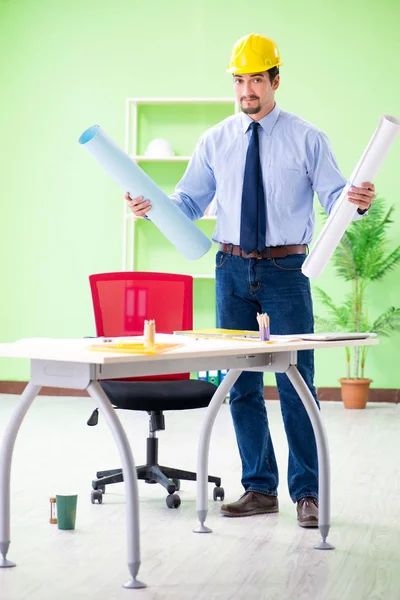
top-left (314, 198), bottom-right (400, 408)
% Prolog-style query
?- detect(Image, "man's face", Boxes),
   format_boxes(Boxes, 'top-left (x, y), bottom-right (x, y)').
top-left (233, 71), bottom-right (280, 116)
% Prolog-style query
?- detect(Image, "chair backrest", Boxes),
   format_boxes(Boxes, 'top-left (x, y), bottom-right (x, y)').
top-left (89, 272), bottom-right (193, 381)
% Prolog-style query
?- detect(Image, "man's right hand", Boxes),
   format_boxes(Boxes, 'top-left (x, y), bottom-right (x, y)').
top-left (125, 192), bottom-right (152, 217)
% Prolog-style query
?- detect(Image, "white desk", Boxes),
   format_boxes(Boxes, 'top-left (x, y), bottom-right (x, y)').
top-left (0, 334), bottom-right (379, 589)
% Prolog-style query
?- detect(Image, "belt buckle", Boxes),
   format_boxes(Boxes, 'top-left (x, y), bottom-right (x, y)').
top-left (256, 251), bottom-right (262, 260)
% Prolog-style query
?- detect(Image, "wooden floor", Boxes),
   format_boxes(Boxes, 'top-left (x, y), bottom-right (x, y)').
top-left (0, 394), bottom-right (399, 600)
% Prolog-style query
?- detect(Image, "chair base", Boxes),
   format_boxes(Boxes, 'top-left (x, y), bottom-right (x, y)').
top-left (91, 434), bottom-right (224, 507)
top-left (93, 465), bottom-right (221, 496)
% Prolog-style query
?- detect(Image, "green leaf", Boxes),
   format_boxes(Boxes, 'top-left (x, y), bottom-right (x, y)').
top-left (315, 197), bottom-right (400, 376)
top-left (371, 307), bottom-right (400, 337)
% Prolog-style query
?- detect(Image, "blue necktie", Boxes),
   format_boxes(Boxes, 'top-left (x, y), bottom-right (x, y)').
top-left (240, 121), bottom-right (266, 254)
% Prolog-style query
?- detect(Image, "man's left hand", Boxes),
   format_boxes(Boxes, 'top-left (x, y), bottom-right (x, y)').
top-left (347, 181), bottom-right (375, 212)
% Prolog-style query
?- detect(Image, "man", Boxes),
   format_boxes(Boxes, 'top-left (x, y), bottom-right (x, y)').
top-left (127, 33), bottom-right (375, 527)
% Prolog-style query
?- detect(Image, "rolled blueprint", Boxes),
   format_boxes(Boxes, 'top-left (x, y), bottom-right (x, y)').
top-left (78, 125), bottom-right (212, 260)
top-left (302, 115), bottom-right (400, 279)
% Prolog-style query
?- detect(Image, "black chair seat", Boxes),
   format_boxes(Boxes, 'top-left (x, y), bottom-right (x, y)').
top-left (101, 379), bottom-right (218, 412)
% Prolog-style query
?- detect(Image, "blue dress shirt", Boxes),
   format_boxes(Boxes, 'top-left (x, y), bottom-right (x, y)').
top-left (171, 104), bottom-right (357, 247)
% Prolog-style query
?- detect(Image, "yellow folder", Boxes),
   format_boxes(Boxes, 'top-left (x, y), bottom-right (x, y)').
top-left (87, 342), bottom-right (184, 355)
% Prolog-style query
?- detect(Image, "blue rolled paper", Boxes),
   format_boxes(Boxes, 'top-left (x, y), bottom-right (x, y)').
top-left (78, 125), bottom-right (212, 260)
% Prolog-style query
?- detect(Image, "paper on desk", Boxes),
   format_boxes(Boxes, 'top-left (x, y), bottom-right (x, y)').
top-left (173, 328), bottom-right (260, 339)
top-left (78, 125), bottom-right (212, 261)
top-left (296, 332), bottom-right (376, 342)
top-left (302, 115), bottom-right (400, 279)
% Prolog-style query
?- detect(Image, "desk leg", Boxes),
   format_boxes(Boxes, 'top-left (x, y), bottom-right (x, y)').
top-left (194, 369), bottom-right (242, 534)
top-left (286, 365), bottom-right (334, 550)
top-left (87, 382), bottom-right (146, 589)
top-left (0, 381), bottom-right (42, 568)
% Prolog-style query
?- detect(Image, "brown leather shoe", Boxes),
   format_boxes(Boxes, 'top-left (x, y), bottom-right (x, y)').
top-left (221, 491), bottom-right (279, 517)
top-left (297, 497), bottom-right (319, 528)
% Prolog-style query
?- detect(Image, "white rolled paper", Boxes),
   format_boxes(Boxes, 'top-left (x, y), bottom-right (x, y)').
top-left (302, 115), bottom-right (400, 279)
top-left (78, 125), bottom-right (212, 261)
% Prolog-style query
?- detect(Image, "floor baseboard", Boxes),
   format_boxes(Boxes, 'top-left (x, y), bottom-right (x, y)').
top-left (263, 385), bottom-right (400, 403)
top-left (0, 381), bottom-right (90, 397)
top-left (0, 381), bottom-right (399, 403)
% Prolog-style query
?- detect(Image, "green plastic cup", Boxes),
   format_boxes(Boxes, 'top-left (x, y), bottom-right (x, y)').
top-left (56, 494), bottom-right (78, 530)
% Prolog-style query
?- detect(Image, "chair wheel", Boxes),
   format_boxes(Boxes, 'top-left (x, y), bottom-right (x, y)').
top-left (92, 482), bottom-right (105, 493)
top-left (172, 478), bottom-right (181, 491)
top-left (213, 486), bottom-right (225, 501)
top-left (166, 493), bottom-right (181, 509)
top-left (91, 489), bottom-right (103, 504)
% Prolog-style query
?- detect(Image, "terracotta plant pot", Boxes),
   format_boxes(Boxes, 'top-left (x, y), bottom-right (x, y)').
top-left (339, 378), bottom-right (372, 409)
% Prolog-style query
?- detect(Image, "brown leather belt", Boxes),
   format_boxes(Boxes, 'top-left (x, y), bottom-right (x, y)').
top-left (218, 243), bottom-right (308, 259)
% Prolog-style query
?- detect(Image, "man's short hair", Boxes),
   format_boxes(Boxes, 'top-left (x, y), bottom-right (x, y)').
top-left (267, 66), bottom-right (279, 84)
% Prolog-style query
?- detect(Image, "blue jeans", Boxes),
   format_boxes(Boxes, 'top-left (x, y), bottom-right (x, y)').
top-left (216, 250), bottom-right (319, 503)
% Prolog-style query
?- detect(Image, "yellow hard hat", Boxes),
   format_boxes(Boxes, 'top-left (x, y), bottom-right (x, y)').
top-left (227, 33), bottom-right (283, 75)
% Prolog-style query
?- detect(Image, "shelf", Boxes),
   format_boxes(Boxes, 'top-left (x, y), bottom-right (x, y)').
top-left (168, 273), bottom-right (215, 279)
top-left (127, 97), bottom-right (237, 105)
top-left (132, 155), bottom-right (191, 162)
top-left (125, 213), bottom-right (216, 221)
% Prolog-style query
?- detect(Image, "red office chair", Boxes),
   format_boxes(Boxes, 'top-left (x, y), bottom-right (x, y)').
top-left (88, 272), bottom-right (224, 508)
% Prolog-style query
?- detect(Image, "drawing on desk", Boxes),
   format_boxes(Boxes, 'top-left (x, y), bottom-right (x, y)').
top-left (173, 328), bottom-right (260, 339)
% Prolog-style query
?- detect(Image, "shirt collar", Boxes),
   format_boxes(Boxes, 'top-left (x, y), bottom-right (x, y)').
top-left (241, 103), bottom-right (281, 135)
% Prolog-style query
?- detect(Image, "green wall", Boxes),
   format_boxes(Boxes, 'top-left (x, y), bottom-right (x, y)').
top-left (0, 0), bottom-right (399, 388)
